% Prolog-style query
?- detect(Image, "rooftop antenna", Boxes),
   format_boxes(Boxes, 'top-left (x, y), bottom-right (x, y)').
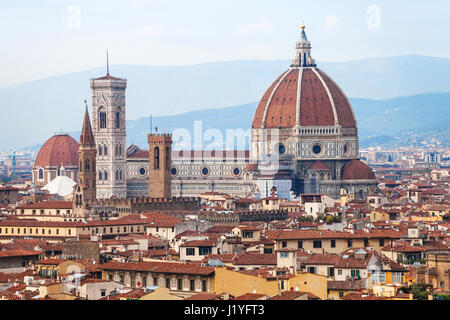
top-left (106, 50), bottom-right (110, 75)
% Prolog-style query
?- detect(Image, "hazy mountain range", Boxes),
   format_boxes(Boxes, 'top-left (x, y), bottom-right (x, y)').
top-left (1, 54), bottom-right (450, 150)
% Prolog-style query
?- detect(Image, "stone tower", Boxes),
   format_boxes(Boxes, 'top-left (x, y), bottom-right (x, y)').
top-left (148, 133), bottom-right (172, 198)
top-left (90, 68), bottom-right (127, 199)
top-left (73, 104), bottom-right (97, 216)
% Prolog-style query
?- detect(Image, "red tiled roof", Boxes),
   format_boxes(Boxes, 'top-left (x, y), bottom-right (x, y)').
top-left (92, 74), bottom-right (125, 81)
top-left (0, 250), bottom-right (42, 258)
top-left (267, 291), bottom-right (320, 300)
top-left (16, 201), bottom-right (72, 210)
top-left (34, 134), bottom-right (79, 167)
top-left (140, 213), bottom-right (180, 228)
top-left (342, 160), bottom-right (376, 181)
top-left (327, 279), bottom-right (366, 291)
top-left (184, 293), bottom-right (221, 300)
top-left (234, 293), bottom-right (266, 300)
top-left (232, 253), bottom-right (277, 266)
top-left (252, 68), bottom-right (356, 129)
top-left (308, 161), bottom-right (330, 171)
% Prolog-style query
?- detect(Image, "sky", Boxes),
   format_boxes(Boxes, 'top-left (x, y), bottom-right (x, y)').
top-left (1, 0), bottom-right (450, 88)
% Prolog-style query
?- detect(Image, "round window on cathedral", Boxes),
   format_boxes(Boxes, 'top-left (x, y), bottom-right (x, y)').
top-left (138, 167), bottom-right (146, 176)
top-left (232, 167), bottom-right (241, 176)
top-left (278, 143), bottom-right (286, 155)
top-left (171, 167), bottom-right (178, 176)
top-left (312, 144), bottom-right (323, 156)
top-left (201, 167), bottom-right (210, 177)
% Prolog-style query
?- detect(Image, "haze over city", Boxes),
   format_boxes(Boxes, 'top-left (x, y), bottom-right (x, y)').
top-left (0, 1), bottom-right (449, 307)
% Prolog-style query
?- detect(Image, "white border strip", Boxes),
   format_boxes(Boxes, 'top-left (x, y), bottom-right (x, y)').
top-left (261, 69), bottom-right (292, 128)
top-left (311, 68), bottom-right (339, 126)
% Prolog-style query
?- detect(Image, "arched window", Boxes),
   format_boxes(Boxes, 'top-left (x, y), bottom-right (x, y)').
top-left (99, 171), bottom-right (103, 181)
top-left (115, 112), bottom-right (120, 129)
top-left (38, 169), bottom-right (44, 180)
top-left (85, 159), bottom-right (90, 170)
top-left (104, 146), bottom-right (108, 156)
top-left (119, 145), bottom-right (122, 156)
top-left (99, 109), bottom-right (107, 129)
top-left (99, 146), bottom-right (102, 156)
top-left (104, 171), bottom-right (108, 181)
top-left (115, 145), bottom-right (119, 156)
top-left (166, 147), bottom-right (170, 169)
top-left (115, 170), bottom-right (119, 181)
top-left (119, 170), bottom-right (122, 180)
top-left (154, 147), bottom-right (160, 169)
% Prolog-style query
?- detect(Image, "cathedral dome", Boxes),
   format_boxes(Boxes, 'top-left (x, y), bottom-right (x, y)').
top-left (252, 25), bottom-right (356, 130)
top-left (35, 134), bottom-right (79, 168)
top-left (252, 67), bottom-right (356, 129)
top-left (341, 160), bottom-right (376, 181)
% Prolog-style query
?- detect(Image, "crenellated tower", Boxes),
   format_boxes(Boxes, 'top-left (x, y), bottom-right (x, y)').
top-left (148, 133), bottom-right (172, 198)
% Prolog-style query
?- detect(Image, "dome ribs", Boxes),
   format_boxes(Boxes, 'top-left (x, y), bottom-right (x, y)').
top-left (252, 71), bottom-right (289, 129)
top-left (264, 69), bottom-right (298, 128)
top-left (252, 68), bottom-right (357, 130)
top-left (35, 135), bottom-right (79, 168)
top-left (300, 69), bottom-right (335, 126)
top-left (317, 69), bottom-right (356, 128)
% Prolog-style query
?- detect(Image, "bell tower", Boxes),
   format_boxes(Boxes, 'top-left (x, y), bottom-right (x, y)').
top-left (148, 133), bottom-right (172, 198)
top-left (90, 54), bottom-right (127, 199)
top-left (73, 102), bottom-right (97, 216)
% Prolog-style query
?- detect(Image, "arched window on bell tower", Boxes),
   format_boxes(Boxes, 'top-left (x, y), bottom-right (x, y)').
top-left (115, 111), bottom-right (120, 129)
top-left (85, 159), bottom-right (90, 171)
top-left (99, 108), bottom-right (107, 129)
top-left (154, 147), bottom-right (160, 169)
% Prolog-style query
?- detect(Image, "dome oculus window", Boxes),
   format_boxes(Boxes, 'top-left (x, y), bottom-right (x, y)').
top-left (138, 167), bottom-right (146, 176)
top-left (201, 167), bottom-right (210, 177)
top-left (171, 167), bottom-right (178, 176)
top-left (232, 168), bottom-right (241, 176)
top-left (312, 144), bottom-right (323, 156)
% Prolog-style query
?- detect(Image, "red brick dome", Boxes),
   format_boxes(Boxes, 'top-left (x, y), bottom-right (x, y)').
top-left (252, 68), bottom-right (356, 129)
top-left (35, 134), bottom-right (79, 167)
top-left (341, 160), bottom-right (376, 181)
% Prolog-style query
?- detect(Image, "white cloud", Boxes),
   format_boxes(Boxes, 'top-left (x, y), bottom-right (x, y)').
top-left (238, 21), bottom-right (273, 35)
top-left (323, 16), bottom-right (340, 29)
